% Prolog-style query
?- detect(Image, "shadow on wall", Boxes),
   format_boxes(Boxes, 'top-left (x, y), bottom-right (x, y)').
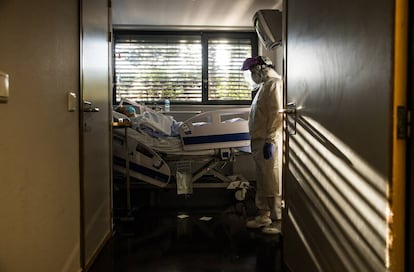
top-left (286, 114), bottom-right (388, 271)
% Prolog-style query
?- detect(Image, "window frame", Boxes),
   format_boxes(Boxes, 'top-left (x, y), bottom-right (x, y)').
top-left (113, 30), bottom-right (258, 105)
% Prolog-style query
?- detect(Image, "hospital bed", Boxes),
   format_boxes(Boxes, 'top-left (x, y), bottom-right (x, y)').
top-left (112, 101), bottom-right (251, 198)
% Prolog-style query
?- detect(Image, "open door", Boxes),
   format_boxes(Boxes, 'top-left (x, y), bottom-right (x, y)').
top-left (282, 0), bottom-right (407, 271)
top-left (80, 0), bottom-right (112, 269)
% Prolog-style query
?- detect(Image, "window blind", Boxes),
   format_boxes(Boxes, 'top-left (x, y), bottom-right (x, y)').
top-left (115, 36), bottom-right (202, 102)
top-left (114, 32), bottom-right (256, 104)
top-left (208, 38), bottom-right (252, 101)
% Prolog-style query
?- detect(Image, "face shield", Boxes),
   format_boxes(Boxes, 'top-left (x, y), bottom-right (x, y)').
top-left (243, 70), bottom-right (260, 90)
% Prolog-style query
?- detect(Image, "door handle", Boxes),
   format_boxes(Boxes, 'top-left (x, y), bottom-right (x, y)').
top-left (280, 102), bottom-right (297, 135)
top-left (279, 103), bottom-right (296, 114)
top-left (83, 100), bottom-right (100, 112)
top-left (84, 107), bottom-right (100, 112)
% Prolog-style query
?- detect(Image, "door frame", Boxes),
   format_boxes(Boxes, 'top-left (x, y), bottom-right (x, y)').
top-left (391, 0), bottom-right (409, 270)
top-left (406, 0), bottom-right (413, 269)
top-left (79, 0), bottom-right (113, 269)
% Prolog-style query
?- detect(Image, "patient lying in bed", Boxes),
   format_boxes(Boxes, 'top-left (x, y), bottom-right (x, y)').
top-left (112, 100), bottom-right (252, 190)
top-left (114, 103), bottom-right (182, 138)
top-left (114, 99), bottom-right (251, 152)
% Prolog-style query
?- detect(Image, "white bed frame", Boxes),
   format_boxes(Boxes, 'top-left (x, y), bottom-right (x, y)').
top-left (112, 107), bottom-right (251, 196)
top-left (179, 108), bottom-right (251, 151)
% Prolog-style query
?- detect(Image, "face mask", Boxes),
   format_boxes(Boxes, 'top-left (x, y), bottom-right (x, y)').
top-left (249, 65), bottom-right (263, 84)
top-left (251, 71), bottom-right (262, 84)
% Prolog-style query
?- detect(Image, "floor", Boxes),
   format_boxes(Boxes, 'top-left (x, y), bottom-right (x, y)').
top-left (89, 187), bottom-right (284, 272)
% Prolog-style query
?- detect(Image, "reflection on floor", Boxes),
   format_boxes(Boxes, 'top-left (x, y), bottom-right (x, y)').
top-left (89, 188), bottom-right (284, 272)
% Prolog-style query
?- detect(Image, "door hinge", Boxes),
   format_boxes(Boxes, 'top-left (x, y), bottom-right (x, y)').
top-left (108, 31), bottom-right (112, 43)
top-left (397, 106), bottom-right (411, 139)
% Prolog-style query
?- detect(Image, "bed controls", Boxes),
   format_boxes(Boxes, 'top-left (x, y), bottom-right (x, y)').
top-left (220, 148), bottom-right (233, 160)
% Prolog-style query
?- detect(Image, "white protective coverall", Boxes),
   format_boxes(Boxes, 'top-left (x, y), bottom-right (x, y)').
top-left (248, 67), bottom-right (283, 221)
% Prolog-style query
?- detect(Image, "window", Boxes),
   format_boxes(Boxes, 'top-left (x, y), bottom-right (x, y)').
top-left (114, 31), bottom-right (257, 104)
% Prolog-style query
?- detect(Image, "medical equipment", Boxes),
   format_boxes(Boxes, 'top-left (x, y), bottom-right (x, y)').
top-left (112, 102), bottom-right (251, 197)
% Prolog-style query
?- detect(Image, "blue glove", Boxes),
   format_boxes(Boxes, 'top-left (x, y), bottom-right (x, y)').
top-left (263, 143), bottom-right (275, 160)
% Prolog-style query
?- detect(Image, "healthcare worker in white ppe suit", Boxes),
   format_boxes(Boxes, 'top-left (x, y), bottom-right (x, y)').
top-left (241, 56), bottom-right (283, 235)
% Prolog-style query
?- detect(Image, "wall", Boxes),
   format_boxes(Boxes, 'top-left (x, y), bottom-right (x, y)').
top-left (0, 0), bottom-right (81, 271)
top-left (112, 0), bottom-right (281, 28)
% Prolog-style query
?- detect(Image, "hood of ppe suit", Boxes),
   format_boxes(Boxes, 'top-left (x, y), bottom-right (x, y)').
top-left (251, 66), bottom-right (280, 84)
top-left (248, 68), bottom-right (282, 143)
